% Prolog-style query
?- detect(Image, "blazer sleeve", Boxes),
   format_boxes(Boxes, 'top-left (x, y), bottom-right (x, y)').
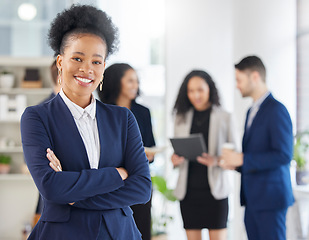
top-left (72, 110), bottom-right (152, 210)
top-left (143, 108), bottom-right (156, 147)
top-left (21, 107), bottom-right (125, 204)
top-left (242, 103), bottom-right (293, 173)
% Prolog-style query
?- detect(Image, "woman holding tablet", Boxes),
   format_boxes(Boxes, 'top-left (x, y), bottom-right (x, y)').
top-left (171, 70), bottom-right (239, 240)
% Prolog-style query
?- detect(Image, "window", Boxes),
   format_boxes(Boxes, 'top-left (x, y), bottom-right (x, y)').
top-left (0, 0), bottom-right (69, 56)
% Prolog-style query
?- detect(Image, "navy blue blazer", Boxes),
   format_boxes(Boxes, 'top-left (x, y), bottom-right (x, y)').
top-left (35, 92), bottom-right (57, 215)
top-left (130, 101), bottom-right (155, 149)
top-left (21, 94), bottom-right (151, 240)
top-left (240, 93), bottom-right (294, 211)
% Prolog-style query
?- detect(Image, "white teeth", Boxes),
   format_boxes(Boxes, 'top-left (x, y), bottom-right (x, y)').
top-left (75, 77), bottom-right (92, 83)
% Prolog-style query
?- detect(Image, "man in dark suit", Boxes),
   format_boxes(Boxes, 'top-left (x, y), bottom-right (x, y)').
top-left (220, 56), bottom-right (294, 240)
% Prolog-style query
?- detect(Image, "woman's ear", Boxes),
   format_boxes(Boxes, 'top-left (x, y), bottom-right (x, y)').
top-left (102, 61), bottom-right (106, 74)
top-left (56, 54), bottom-right (63, 70)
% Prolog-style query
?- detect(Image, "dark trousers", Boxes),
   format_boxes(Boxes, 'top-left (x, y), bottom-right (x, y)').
top-left (244, 207), bottom-right (288, 240)
top-left (131, 199), bottom-right (151, 240)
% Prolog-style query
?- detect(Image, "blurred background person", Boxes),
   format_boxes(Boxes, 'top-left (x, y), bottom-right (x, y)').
top-left (221, 56), bottom-right (294, 240)
top-left (97, 63), bottom-right (155, 240)
top-left (45, 59), bottom-right (62, 101)
top-left (33, 59), bottom-right (61, 226)
top-left (171, 70), bottom-right (239, 240)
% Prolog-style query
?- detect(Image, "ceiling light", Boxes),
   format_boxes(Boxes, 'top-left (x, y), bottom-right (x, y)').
top-left (18, 3), bottom-right (37, 21)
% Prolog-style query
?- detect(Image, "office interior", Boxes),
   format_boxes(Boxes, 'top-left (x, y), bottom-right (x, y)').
top-left (0, 0), bottom-right (308, 239)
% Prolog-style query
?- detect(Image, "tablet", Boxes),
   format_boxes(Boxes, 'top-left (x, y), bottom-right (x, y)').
top-left (170, 133), bottom-right (207, 160)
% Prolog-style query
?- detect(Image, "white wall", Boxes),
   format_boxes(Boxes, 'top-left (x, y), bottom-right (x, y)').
top-left (165, 0), bottom-right (235, 139)
top-left (165, 0), bottom-right (297, 239)
top-left (165, 1), bottom-right (236, 239)
top-left (233, 0), bottom-right (297, 133)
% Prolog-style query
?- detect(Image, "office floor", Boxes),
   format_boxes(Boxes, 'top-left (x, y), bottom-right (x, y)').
top-left (162, 200), bottom-right (309, 240)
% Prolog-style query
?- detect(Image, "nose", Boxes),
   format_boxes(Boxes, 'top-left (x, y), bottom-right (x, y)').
top-left (192, 92), bottom-right (200, 100)
top-left (133, 81), bottom-right (139, 89)
top-left (79, 62), bottom-right (93, 74)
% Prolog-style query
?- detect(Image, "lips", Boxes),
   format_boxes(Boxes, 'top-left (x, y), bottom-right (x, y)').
top-left (193, 100), bottom-right (202, 104)
top-left (74, 76), bottom-right (94, 87)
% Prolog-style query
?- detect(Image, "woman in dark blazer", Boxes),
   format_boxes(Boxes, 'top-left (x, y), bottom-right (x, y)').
top-left (20, 5), bottom-right (151, 240)
top-left (97, 63), bottom-right (155, 240)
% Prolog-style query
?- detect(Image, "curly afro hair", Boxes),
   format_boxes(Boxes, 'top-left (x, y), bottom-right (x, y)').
top-left (48, 4), bottom-right (119, 58)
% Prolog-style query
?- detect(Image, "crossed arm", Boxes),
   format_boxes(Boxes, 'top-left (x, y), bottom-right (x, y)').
top-left (21, 107), bottom-right (152, 210)
top-left (46, 148), bottom-right (128, 206)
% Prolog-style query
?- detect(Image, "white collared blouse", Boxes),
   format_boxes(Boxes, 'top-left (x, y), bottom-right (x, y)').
top-left (59, 89), bottom-right (100, 169)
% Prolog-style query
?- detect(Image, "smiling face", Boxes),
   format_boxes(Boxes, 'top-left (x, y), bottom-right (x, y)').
top-left (119, 69), bottom-right (139, 101)
top-left (57, 33), bottom-right (106, 107)
top-left (187, 76), bottom-right (211, 111)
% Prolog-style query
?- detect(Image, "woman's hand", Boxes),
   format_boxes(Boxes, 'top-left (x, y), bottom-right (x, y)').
top-left (46, 148), bottom-right (62, 172)
top-left (46, 148), bottom-right (75, 205)
top-left (145, 152), bottom-right (155, 162)
top-left (116, 167), bottom-right (128, 180)
top-left (171, 153), bottom-right (185, 167)
top-left (196, 153), bottom-right (217, 166)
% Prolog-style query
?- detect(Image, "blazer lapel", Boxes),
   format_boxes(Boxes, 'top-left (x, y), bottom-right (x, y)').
top-left (53, 95), bottom-right (90, 169)
top-left (174, 109), bottom-right (194, 137)
top-left (243, 94), bottom-right (273, 146)
top-left (96, 103), bottom-right (105, 168)
top-left (242, 109), bottom-right (251, 146)
top-left (95, 102), bottom-right (126, 169)
top-left (184, 109), bottom-right (194, 136)
top-left (208, 108), bottom-right (217, 156)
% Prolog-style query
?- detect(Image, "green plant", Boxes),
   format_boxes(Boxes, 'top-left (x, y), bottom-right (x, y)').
top-left (151, 175), bottom-right (177, 236)
top-left (0, 155), bottom-right (11, 165)
top-left (0, 70), bottom-right (12, 75)
top-left (293, 130), bottom-right (309, 171)
top-left (151, 175), bottom-right (177, 202)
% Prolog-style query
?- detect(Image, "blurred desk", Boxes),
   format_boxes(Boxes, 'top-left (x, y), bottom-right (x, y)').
top-left (287, 184), bottom-right (309, 240)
